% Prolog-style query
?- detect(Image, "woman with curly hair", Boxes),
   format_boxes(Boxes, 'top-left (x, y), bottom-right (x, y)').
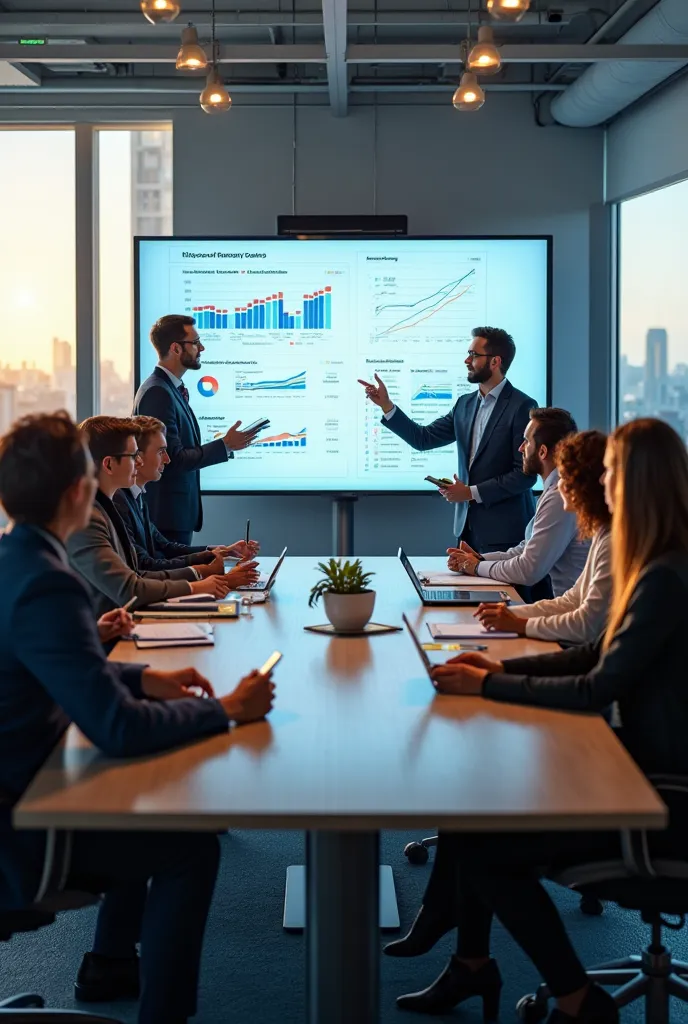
top-left (475, 430), bottom-right (611, 645)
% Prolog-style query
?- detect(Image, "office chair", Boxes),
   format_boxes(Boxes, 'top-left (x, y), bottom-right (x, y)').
top-left (0, 899), bottom-right (123, 1022)
top-left (403, 835), bottom-right (604, 916)
top-left (516, 775), bottom-right (688, 1024)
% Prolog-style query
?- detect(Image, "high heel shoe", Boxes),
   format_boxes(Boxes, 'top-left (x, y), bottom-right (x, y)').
top-left (547, 983), bottom-right (618, 1024)
top-left (383, 904), bottom-right (456, 958)
top-left (396, 956), bottom-right (502, 1019)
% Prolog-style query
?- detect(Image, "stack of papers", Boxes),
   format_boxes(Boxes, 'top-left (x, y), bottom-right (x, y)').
top-left (427, 622), bottom-right (518, 640)
top-left (416, 570), bottom-right (511, 587)
top-left (132, 623), bottom-right (215, 649)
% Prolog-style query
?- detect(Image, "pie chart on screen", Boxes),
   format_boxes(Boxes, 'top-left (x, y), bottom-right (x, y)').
top-left (198, 376), bottom-right (219, 397)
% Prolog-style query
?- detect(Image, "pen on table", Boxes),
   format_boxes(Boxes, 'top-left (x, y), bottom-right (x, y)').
top-left (245, 519), bottom-right (251, 545)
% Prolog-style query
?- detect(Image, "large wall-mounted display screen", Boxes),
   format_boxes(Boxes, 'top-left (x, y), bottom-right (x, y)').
top-left (136, 237), bottom-right (550, 493)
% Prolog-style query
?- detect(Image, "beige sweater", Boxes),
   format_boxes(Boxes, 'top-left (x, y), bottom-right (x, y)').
top-left (511, 527), bottom-right (611, 645)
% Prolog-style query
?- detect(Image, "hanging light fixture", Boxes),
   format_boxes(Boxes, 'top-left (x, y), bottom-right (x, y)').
top-left (452, 71), bottom-right (485, 111)
top-left (200, 65), bottom-right (232, 112)
top-left (486, 0), bottom-right (531, 23)
top-left (140, 0), bottom-right (180, 25)
top-left (468, 25), bottom-right (501, 75)
top-left (177, 23), bottom-right (208, 70)
top-left (199, 0), bottom-right (231, 113)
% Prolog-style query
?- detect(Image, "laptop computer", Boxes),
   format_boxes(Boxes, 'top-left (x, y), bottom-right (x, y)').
top-left (236, 546), bottom-right (288, 593)
top-left (397, 547), bottom-right (508, 606)
top-left (402, 613), bottom-right (434, 679)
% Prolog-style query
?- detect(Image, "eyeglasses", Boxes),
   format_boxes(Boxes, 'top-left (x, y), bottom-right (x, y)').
top-left (466, 350), bottom-right (493, 361)
top-left (183, 338), bottom-right (202, 348)
top-left (111, 451), bottom-right (141, 462)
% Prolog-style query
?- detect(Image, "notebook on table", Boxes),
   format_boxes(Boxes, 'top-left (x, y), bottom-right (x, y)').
top-left (427, 622), bottom-right (518, 641)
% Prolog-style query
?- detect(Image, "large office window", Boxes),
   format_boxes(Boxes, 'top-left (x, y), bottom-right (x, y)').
top-left (618, 180), bottom-right (688, 440)
top-left (0, 130), bottom-right (76, 432)
top-left (98, 128), bottom-right (173, 417)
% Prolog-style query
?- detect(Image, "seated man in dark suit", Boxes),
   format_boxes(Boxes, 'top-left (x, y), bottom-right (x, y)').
top-left (134, 314), bottom-right (263, 546)
top-left (67, 416), bottom-right (259, 618)
top-left (0, 411), bottom-right (275, 1024)
top-left (114, 414), bottom-right (260, 575)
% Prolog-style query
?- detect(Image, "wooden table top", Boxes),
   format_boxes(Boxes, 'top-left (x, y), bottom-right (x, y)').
top-left (15, 556), bottom-right (667, 833)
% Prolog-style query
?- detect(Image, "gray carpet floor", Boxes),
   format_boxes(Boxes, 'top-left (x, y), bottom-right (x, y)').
top-left (2, 830), bottom-right (687, 1022)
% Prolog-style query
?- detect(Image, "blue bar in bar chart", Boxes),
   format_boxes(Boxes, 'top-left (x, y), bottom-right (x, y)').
top-left (259, 302), bottom-right (265, 328)
top-left (295, 315), bottom-right (302, 329)
top-left (241, 311), bottom-right (247, 328)
top-left (325, 289), bottom-right (332, 328)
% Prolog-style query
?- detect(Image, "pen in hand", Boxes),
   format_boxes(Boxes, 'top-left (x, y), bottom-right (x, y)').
top-left (245, 519), bottom-right (251, 545)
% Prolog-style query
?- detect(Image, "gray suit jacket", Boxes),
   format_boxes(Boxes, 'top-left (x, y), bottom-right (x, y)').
top-left (67, 496), bottom-right (194, 617)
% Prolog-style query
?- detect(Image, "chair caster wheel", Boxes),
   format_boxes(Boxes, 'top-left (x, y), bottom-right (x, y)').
top-left (516, 994), bottom-right (548, 1023)
top-left (404, 841), bottom-right (429, 865)
top-left (580, 895), bottom-right (604, 916)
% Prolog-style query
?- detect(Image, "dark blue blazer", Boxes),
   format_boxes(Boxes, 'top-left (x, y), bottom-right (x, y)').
top-left (0, 525), bottom-right (229, 911)
top-left (133, 367), bottom-right (230, 534)
top-left (113, 488), bottom-right (215, 573)
top-left (384, 379), bottom-right (537, 550)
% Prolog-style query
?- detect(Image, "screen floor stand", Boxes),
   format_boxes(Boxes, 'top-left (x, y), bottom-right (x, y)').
top-left (332, 496), bottom-right (357, 556)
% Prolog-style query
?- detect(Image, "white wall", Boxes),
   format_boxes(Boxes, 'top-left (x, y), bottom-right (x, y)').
top-left (171, 97), bottom-right (603, 554)
top-left (606, 75), bottom-right (688, 202)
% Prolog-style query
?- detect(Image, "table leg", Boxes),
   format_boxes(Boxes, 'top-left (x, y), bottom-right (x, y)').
top-left (306, 830), bottom-right (379, 1024)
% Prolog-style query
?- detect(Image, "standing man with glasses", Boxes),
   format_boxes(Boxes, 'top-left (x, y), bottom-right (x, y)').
top-left (358, 327), bottom-right (537, 553)
top-left (134, 314), bottom-right (262, 545)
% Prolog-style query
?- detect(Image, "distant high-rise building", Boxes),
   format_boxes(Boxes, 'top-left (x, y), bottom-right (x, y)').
top-left (52, 337), bottom-right (72, 373)
top-left (131, 130), bottom-right (173, 237)
top-left (645, 328), bottom-right (668, 410)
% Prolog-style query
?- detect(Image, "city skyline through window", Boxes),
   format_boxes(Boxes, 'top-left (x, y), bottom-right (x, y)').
top-left (0, 126), bottom-right (172, 433)
top-left (618, 179), bottom-right (688, 440)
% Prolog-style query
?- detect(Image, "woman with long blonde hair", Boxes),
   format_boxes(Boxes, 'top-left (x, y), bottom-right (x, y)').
top-left (389, 418), bottom-right (688, 1024)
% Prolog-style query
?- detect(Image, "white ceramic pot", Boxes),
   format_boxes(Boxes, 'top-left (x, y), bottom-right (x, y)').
top-left (323, 590), bottom-right (376, 632)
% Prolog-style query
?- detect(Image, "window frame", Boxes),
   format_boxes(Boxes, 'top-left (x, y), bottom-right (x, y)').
top-left (0, 121), bottom-right (172, 421)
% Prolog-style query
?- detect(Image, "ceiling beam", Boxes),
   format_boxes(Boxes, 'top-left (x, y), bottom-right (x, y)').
top-left (1, 42), bottom-right (687, 68)
top-left (0, 44), bottom-right (326, 64)
top-left (0, 79), bottom-right (568, 94)
top-left (0, 62), bottom-right (40, 85)
top-left (0, 9), bottom-right (581, 36)
top-left (347, 43), bottom-right (688, 63)
top-left (322, 0), bottom-right (347, 115)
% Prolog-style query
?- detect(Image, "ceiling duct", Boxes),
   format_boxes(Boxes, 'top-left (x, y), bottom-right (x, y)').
top-left (551, 0), bottom-right (688, 127)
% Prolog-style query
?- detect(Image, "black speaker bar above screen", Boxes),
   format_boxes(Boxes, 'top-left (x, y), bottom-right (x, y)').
top-left (277, 214), bottom-right (408, 237)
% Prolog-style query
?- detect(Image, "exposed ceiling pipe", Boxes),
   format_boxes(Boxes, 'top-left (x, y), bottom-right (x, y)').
top-left (551, 0), bottom-right (688, 127)
top-left (0, 79), bottom-right (567, 94)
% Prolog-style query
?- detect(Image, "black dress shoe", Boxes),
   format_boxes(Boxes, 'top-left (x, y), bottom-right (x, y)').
top-left (384, 904), bottom-right (456, 958)
top-left (397, 956), bottom-right (502, 1019)
top-left (547, 983), bottom-right (619, 1024)
top-left (74, 951), bottom-right (141, 1003)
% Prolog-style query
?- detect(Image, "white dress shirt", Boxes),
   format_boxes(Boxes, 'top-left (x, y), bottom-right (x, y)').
top-left (384, 377), bottom-right (508, 503)
top-left (474, 468), bottom-right (589, 597)
top-left (511, 526), bottom-right (611, 644)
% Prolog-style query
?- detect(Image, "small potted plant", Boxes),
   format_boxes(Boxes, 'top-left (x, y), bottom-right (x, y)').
top-left (308, 558), bottom-right (376, 632)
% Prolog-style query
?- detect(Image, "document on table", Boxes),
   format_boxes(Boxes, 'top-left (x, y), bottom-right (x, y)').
top-left (416, 570), bottom-right (511, 587)
top-left (132, 623), bottom-right (215, 648)
top-left (427, 622), bottom-right (518, 640)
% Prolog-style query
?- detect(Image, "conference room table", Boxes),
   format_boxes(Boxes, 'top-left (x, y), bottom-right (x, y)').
top-left (16, 555), bottom-right (666, 1024)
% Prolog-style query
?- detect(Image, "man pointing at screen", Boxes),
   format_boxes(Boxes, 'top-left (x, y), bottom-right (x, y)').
top-left (358, 327), bottom-right (537, 552)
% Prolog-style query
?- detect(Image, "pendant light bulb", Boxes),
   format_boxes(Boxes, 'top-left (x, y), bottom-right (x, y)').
top-left (140, 0), bottom-right (180, 24)
top-left (486, 0), bottom-right (530, 22)
top-left (468, 26), bottom-right (501, 75)
top-left (200, 66), bottom-right (232, 113)
top-left (452, 71), bottom-right (485, 112)
top-left (176, 23), bottom-right (208, 70)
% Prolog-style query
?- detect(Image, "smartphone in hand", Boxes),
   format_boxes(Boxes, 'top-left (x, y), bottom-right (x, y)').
top-left (424, 475), bottom-right (453, 488)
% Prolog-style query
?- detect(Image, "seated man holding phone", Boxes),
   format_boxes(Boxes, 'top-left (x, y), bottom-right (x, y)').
top-left (448, 409), bottom-right (588, 600)
top-left (133, 313), bottom-right (270, 546)
top-left (115, 415), bottom-right (260, 576)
